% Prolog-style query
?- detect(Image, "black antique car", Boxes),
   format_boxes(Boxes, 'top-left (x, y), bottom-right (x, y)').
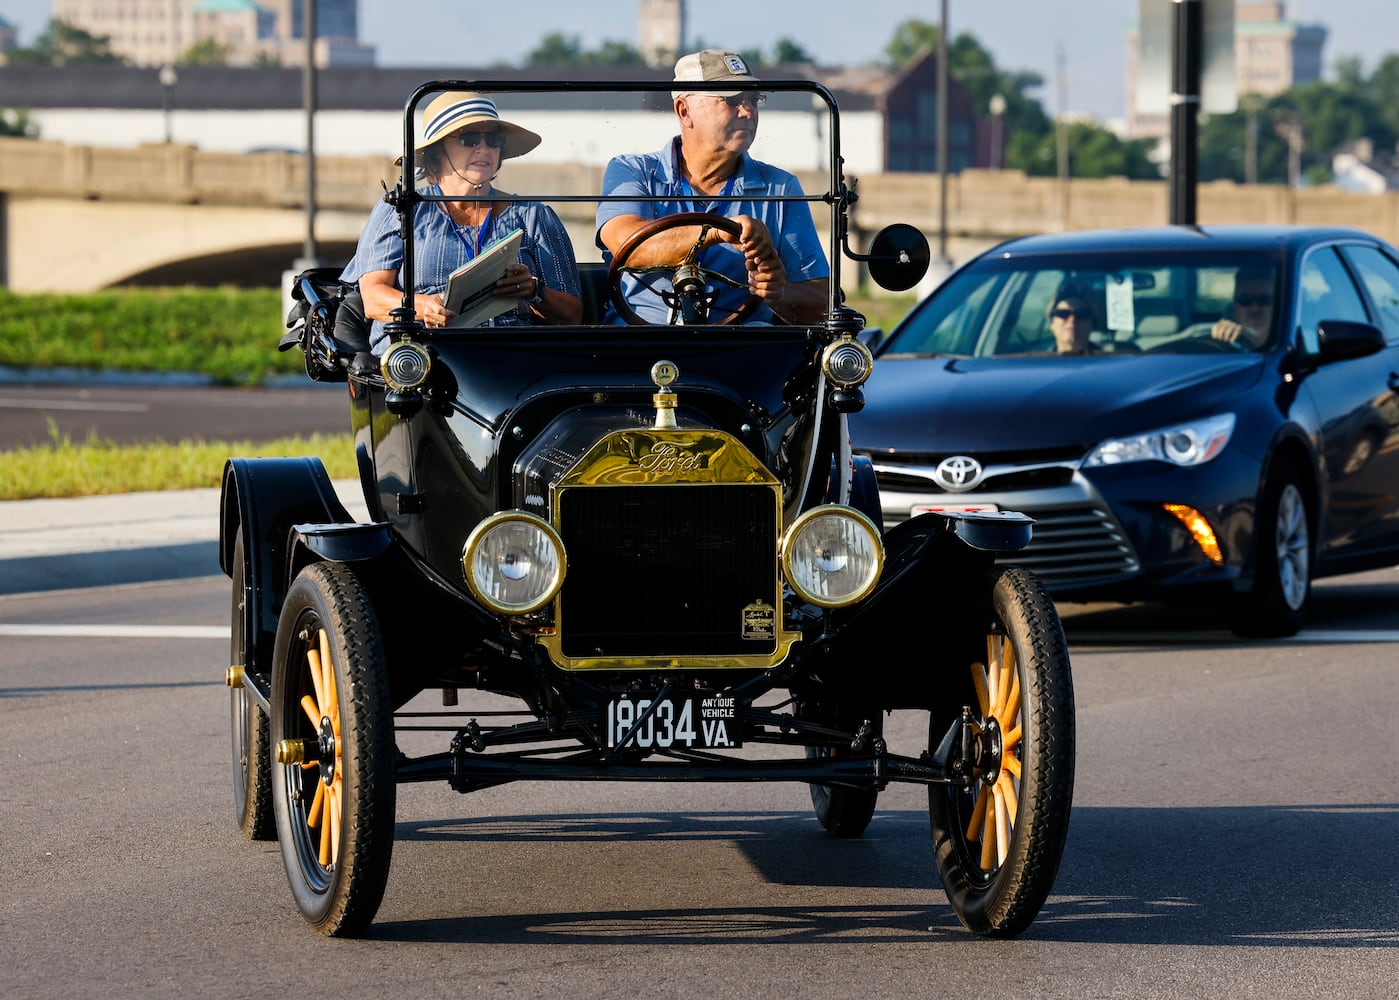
top-left (220, 80), bottom-right (1075, 938)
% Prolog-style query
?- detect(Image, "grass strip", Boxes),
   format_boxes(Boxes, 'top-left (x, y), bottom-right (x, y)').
top-left (0, 427), bottom-right (357, 500)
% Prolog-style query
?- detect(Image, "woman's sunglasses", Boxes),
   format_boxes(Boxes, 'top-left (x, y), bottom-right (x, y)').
top-left (454, 131), bottom-right (507, 149)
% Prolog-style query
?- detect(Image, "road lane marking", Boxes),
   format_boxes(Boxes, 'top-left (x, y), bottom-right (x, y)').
top-left (0, 624), bottom-right (227, 639)
top-left (0, 397), bottom-right (150, 412)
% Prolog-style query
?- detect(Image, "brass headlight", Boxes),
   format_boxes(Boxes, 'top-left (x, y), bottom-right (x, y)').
top-left (462, 512), bottom-right (566, 614)
top-left (780, 505), bottom-right (883, 607)
top-left (380, 339), bottom-right (432, 391)
top-left (821, 336), bottom-right (874, 389)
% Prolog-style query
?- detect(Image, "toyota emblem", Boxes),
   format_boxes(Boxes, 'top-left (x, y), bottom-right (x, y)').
top-left (933, 455), bottom-right (983, 492)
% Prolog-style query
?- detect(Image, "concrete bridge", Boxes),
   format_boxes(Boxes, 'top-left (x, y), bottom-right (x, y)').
top-left (3, 137), bottom-right (1399, 293)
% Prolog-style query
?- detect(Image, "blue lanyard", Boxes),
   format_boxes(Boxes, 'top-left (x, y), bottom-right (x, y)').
top-left (435, 184), bottom-right (493, 260)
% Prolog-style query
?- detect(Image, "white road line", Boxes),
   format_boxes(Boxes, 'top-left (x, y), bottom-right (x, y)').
top-left (0, 397), bottom-right (149, 412)
top-left (0, 624), bottom-right (227, 639)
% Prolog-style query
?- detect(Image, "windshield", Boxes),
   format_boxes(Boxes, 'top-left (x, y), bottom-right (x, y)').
top-left (883, 251), bottom-right (1284, 357)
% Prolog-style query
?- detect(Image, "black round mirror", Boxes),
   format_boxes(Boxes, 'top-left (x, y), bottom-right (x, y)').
top-left (866, 224), bottom-right (931, 292)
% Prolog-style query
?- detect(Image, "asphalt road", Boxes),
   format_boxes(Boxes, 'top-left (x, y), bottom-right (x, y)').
top-left (0, 382), bottom-right (350, 449)
top-left (1, 573), bottom-right (1395, 998)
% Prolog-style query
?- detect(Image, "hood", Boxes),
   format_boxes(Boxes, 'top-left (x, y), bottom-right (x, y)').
top-left (850, 353), bottom-right (1265, 454)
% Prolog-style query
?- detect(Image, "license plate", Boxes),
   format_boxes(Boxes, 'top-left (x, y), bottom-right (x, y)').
top-left (605, 695), bottom-right (742, 749)
top-left (912, 502), bottom-right (1000, 515)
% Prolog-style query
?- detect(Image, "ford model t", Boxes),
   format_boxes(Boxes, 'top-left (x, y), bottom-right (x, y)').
top-left (220, 79), bottom-right (1075, 937)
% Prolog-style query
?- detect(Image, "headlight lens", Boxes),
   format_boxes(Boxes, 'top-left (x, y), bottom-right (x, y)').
top-left (1083, 413), bottom-right (1235, 468)
top-left (821, 337), bottom-right (874, 389)
top-left (462, 512), bottom-right (565, 614)
top-left (380, 340), bottom-right (432, 391)
top-left (781, 505), bottom-right (883, 607)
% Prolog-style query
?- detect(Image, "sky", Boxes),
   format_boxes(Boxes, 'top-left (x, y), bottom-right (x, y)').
top-left (2, 1), bottom-right (1395, 123)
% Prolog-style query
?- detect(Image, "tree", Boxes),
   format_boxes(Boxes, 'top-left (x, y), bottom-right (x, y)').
top-left (1008, 122), bottom-right (1159, 180)
top-left (523, 33), bottom-right (642, 67)
top-left (7, 19), bottom-right (124, 65)
top-left (179, 37), bottom-right (231, 67)
top-left (884, 18), bottom-right (940, 71)
top-left (769, 37), bottom-right (815, 66)
top-left (1, 107), bottom-right (38, 139)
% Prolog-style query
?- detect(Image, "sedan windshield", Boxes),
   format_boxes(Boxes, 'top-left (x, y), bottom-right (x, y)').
top-left (883, 251), bottom-right (1283, 357)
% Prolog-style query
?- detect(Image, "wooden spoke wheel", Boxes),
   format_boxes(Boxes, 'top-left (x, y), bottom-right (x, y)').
top-left (929, 567), bottom-right (1075, 937)
top-left (270, 562), bottom-right (394, 937)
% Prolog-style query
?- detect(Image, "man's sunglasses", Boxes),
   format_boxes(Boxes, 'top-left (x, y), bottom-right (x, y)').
top-left (454, 131), bottom-right (507, 148)
top-left (1234, 294), bottom-right (1271, 307)
top-left (693, 91), bottom-right (766, 109)
top-left (1051, 307), bottom-right (1091, 320)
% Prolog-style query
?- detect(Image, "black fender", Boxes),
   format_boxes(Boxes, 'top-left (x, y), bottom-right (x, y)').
top-left (804, 509), bottom-right (1036, 711)
top-left (220, 457), bottom-right (358, 687)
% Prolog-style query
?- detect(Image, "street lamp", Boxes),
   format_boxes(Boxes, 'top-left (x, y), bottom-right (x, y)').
top-left (988, 93), bottom-right (1006, 169)
top-left (159, 65), bottom-right (177, 143)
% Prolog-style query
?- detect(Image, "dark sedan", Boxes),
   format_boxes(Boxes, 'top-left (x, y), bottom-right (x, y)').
top-left (851, 226), bottom-right (1399, 636)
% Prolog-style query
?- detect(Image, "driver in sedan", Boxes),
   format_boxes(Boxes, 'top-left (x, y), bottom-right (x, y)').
top-left (1211, 265), bottom-right (1276, 349)
top-left (595, 49), bottom-right (829, 324)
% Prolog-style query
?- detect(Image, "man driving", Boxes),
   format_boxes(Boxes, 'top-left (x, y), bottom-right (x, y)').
top-left (1211, 265), bottom-right (1276, 349)
top-left (595, 49), bottom-right (829, 324)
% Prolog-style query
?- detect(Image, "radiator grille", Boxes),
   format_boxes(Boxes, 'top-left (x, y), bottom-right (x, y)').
top-left (557, 484), bottom-right (778, 657)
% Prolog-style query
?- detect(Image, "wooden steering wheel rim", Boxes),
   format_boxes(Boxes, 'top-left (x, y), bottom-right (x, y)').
top-left (606, 211), bottom-right (761, 326)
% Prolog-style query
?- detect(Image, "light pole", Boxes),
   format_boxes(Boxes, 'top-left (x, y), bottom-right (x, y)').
top-left (988, 93), bottom-right (1006, 169)
top-left (299, 0), bottom-right (319, 269)
top-left (159, 65), bottom-right (177, 143)
top-left (936, 0), bottom-right (949, 268)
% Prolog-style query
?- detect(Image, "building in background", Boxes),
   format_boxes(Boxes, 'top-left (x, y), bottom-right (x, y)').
top-left (1126, 1), bottom-right (1326, 138)
top-left (0, 13), bottom-right (18, 62)
top-left (50, 0), bottom-right (372, 68)
top-left (638, 0), bottom-right (684, 68)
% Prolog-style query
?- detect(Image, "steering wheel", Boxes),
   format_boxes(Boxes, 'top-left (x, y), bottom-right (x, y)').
top-left (606, 212), bottom-right (761, 326)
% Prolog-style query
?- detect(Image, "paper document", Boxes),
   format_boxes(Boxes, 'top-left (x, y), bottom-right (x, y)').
top-left (443, 228), bottom-right (524, 328)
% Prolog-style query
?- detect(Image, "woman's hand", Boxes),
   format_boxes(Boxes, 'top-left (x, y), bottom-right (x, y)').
top-left (494, 262), bottom-right (537, 301)
top-left (416, 292), bottom-right (454, 329)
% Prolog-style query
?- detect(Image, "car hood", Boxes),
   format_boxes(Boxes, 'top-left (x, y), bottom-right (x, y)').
top-left (851, 353), bottom-right (1266, 454)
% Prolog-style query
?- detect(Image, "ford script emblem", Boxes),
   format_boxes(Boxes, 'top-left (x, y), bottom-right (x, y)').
top-left (933, 455), bottom-right (983, 492)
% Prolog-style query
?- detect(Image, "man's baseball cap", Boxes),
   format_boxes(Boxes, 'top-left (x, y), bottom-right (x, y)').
top-left (672, 49), bottom-right (761, 101)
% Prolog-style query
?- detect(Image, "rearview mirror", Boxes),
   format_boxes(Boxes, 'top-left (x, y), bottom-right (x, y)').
top-left (865, 224), bottom-right (930, 292)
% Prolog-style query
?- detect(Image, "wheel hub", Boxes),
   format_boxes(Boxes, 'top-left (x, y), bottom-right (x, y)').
top-left (317, 716), bottom-right (337, 784)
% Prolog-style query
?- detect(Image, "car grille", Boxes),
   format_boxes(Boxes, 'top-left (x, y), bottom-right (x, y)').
top-left (557, 484), bottom-right (779, 657)
top-left (998, 504), bottom-right (1140, 589)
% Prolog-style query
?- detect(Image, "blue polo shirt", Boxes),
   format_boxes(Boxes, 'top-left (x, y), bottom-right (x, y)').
top-left (596, 138), bottom-right (829, 325)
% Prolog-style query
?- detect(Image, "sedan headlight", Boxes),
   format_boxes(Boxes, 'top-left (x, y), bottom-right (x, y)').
top-left (1083, 413), bottom-right (1235, 468)
top-left (780, 505), bottom-right (883, 607)
top-left (462, 512), bottom-right (566, 614)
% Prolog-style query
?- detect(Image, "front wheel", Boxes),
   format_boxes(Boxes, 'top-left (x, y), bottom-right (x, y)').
top-left (1231, 460), bottom-right (1311, 638)
top-left (929, 567), bottom-right (1075, 937)
top-left (270, 561), bottom-right (395, 937)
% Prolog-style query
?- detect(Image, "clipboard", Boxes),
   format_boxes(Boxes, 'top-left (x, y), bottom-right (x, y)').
top-left (442, 228), bottom-right (524, 328)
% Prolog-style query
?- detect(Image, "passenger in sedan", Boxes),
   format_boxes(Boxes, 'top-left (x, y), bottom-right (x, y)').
top-left (1047, 281), bottom-right (1100, 353)
top-left (596, 49), bottom-right (829, 324)
top-left (1211, 266), bottom-right (1275, 349)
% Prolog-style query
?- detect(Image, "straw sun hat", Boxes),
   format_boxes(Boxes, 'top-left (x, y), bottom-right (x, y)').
top-left (410, 91), bottom-right (541, 163)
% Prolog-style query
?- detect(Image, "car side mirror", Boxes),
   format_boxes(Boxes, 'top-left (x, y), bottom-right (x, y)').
top-left (1316, 320), bottom-right (1386, 364)
top-left (862, 224), bottom-right (930, 292)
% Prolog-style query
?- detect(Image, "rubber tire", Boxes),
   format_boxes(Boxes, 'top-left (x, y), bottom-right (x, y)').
top-left (929, 567), bottom-right (1075, 937)
top-left (806, 739), bottom-right (879, 839)
top-left (271, 561), bottom-right (395, 937)
top-left (230, 528), bottom-right (275, 840)
top-left (1231, 459), bottom-right (1311, 638)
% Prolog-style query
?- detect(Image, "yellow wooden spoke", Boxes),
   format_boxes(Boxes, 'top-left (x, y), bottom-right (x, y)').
top-left (307, 780), bottom-right (324, 827)
top-left (966, 785), bottom-right (989, 841)
top-left (306, 645), bottom-right (326, 714)
top-left (980, 797), bottom-right (998, 870)
top-left (300, 694), bottom-right (321, 727)
top-left (986, 635), bottom-right (1000, 710)
top-left (319, 630), bottom-right (337, 719)
top-left (993, 785), bottom-right (1010, 867)
top-left (996, 672), bottom-right (1020, 731)
top-left (1002, 724), bottom-right (1022, 751)
top-left (970, 660), bottom-right (990, 718)
top-left (995, 639), bottom-right (1015, 718)
top-left (329, 780), bottom-right (342, 864)
top-left (1002, 752), bottom-right (1022, 779)
top-left (318, 792), bottom-right (332, 866)
top-left (996, 770), bottom-right (1018, 827)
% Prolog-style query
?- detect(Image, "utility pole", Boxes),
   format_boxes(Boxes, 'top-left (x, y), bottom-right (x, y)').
top-left (1168, 0), bottom-right (1202, 224)
top-left (936, 0), bottom-right (949, 267)
top-left (300, 0), bottom-right (319, 268)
